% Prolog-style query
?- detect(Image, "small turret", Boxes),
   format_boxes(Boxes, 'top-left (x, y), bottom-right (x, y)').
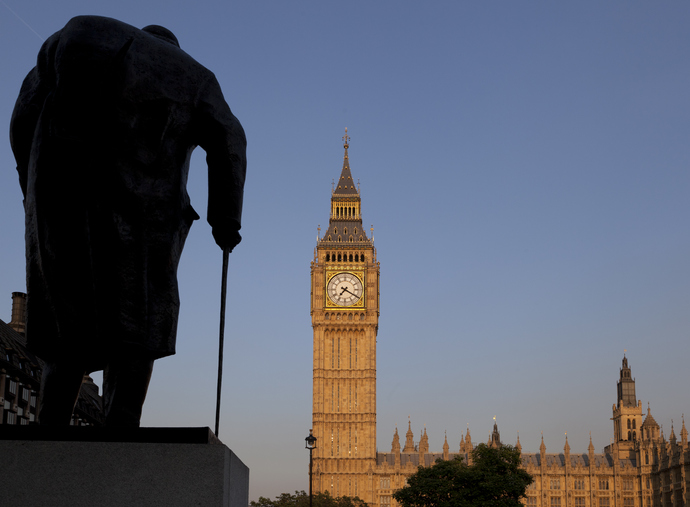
top-left (419, 426), bottom-right (429, 454)
top-left (391, 426), bottom-right (400, 454)
top-left (641, 404), bottom-right (660, 442)
top-left (564, 433), bottom-right (571, 455)
top-left (489, 418), bottom-right (501, 449)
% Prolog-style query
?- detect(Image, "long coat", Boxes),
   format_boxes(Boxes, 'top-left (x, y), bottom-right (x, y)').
top-left (10, 16), bottom-right (246, 371)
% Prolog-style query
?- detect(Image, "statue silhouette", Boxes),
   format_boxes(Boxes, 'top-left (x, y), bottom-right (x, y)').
top-left (10, 15), bottom-right (247, 427)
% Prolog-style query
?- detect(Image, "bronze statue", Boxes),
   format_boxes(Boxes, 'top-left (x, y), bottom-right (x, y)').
top-left (10, 16), bottom-right (246, 427)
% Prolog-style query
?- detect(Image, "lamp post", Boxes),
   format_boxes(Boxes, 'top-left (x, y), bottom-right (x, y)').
top-left (305, 429), bottom-right (317, 507)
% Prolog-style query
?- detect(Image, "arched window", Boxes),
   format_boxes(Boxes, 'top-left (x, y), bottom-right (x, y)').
top-left (632, 431), bottom-right (636, 441)
top-left (338, 236), bottom-right (342, 242)
top-left (349, 254), bottom-right (353, 262)
top-left (628, 431), bottom-right (632, 440)
top-left (361, 254), bottom-right (365, 262)
top-left (338, 254), bottom-right (342, 262)
top-left (359, 235), bottom-right (363, 241)
top-left (355, 254), bottom-right (359, 262)
top-left (326, 254), bottom-right (330, 262)
top-left (328, 235), bottom-right (332, 241)
top-left (349, 236), bottom-right (354, 242)
top-left (633, 420), bottom-right (636, 429)
top-left (627, 420), bottom-right (631, 429)
top-left (334, 227), bottom-right (338, 234)
top-left (344, 227), bottom-right (347, 234)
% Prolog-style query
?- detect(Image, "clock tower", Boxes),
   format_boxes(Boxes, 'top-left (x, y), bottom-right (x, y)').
top-left (310, 130), bottom-right (380, 502)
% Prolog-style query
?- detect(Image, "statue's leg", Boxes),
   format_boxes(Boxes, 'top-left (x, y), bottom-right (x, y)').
top-left (38, 360), bottom-right (86, 426)
top-left (102, 357), bottom-right (154, 427)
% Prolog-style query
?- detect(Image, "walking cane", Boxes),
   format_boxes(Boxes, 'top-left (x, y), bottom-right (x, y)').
top-left (215, 247), bottom-right (230, 437)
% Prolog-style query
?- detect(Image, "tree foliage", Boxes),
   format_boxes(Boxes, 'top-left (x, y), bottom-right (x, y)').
top-left (251, 490), bottom-right (368, 507)
top-left (393, 444), bottom-right (533, 507)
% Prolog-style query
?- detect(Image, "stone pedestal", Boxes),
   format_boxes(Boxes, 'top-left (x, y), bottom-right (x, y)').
top-left (0, 426), bottom-right (248, 507)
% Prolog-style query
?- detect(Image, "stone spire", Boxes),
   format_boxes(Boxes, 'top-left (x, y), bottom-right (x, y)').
top-left (403, 418), bottom-right (415, 453)
top-left (588, 432), bottom-right (595, 455)
top-left (669, 421), bottom-right (677, 445)
top-left (564, 433), bottom-right (571, 455)
top-left (460, 434), bottom-right (466, 453)
top-left (419, 426), bottom-right (429, 454)
top-left (391, 426), bottom-right (401, 454)
top-left (516, 432), bottom-right (521, 452)
top-left (465, 427), bottom-right (472, 451)
top-left (540, 434), bottom-right (546, 455)
top-left (443, 431), bottom-right (449, 460)
top-left (489, 418), bottom-right (501, 449)
top-left (681, 415), bottom-right (688, 446)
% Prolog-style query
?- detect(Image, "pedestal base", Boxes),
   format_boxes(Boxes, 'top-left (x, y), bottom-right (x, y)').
top-left (0, 426), bottom-right (249, 507)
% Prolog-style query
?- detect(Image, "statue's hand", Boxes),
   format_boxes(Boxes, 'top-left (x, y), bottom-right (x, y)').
top-left (212, 227), bottom-right (242, 252)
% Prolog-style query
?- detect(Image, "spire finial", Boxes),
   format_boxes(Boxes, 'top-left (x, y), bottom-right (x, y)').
top-left (343, 127), bottom-right (350, 149)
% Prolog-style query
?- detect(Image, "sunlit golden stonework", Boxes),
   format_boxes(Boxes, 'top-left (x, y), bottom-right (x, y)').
top-left (310, 130), bottom-right (380, 502)
top-left (310, 134), bottom-right (689, 507)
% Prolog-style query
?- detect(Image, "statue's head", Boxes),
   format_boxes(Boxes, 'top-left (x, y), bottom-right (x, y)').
top-left (142, 25), bottom-right (180, 48)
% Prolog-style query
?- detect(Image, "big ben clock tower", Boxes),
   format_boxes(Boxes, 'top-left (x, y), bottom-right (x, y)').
top-left (310, 130), bottom-right (380, 503)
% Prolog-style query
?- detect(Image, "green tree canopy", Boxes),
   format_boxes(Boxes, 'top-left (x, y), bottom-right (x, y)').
top-left (251, 490), bottom-right (368, 507)
top-left (393, 444), bottom-right (533, 507)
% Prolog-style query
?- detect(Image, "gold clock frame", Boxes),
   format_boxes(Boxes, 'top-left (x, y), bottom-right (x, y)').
top-left (325, 270), bottom-right (365, 309)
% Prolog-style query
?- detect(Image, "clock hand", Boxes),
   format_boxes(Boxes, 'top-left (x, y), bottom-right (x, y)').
top-left (340, 287), bottom-right (359, 298)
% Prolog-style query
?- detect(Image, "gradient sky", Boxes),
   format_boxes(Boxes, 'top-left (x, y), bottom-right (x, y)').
top-left (1, 1), bottom-right (689, 501)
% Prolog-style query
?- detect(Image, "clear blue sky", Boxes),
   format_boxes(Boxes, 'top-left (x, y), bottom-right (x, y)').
top-left (1, 1), bottom-right (689, 501)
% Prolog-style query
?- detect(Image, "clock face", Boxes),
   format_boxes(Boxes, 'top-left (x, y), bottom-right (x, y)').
top-left (327, 272), bottom-right (363, 307)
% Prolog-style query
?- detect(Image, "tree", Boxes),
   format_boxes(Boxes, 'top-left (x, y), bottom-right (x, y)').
top-left (251, 490), bottom-right (368, 507)
top-left (393, 444), bottom-right (533, 507)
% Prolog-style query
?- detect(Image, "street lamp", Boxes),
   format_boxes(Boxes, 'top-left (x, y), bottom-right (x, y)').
top-left (305, 429), bottom-right (317, 507)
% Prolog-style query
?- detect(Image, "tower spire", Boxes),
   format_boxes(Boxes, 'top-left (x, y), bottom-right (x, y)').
top-left (333, 128), bottom-right (357, 196)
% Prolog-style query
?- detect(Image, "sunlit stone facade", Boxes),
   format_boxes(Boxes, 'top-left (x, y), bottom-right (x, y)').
top-left (310, 136), bottom-right (688, 507)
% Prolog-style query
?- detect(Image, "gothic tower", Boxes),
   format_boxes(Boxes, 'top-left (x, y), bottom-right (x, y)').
top-left (310, 130), bottom-right (380, 503)
top-left (609, 354), bottom-right (643, 458)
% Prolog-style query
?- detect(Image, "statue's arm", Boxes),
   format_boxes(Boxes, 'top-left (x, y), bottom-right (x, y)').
top-left (196, 75), bottom-right (247, 250)
top-left (9, 32), bottom-right (60, 197)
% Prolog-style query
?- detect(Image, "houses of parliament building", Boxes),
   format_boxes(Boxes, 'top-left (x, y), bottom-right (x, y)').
top-left (309, 132), bottom-right (689, 507)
